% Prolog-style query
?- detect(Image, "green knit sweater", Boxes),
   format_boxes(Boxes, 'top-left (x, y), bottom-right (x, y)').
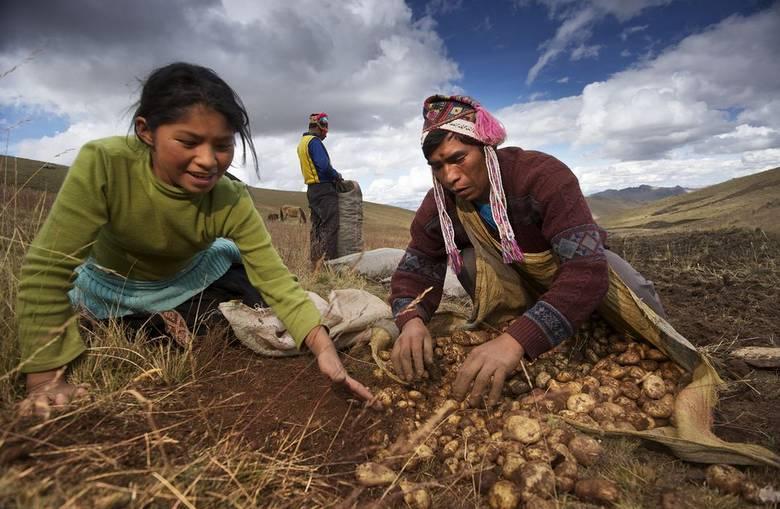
top-left (17, 136), bottom-right (321, 373)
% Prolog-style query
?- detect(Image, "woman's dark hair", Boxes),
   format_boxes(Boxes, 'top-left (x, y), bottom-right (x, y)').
top-left (422, 128), bottom-right (484, 160)
top-left (131, 62), bottom-right (259, 175)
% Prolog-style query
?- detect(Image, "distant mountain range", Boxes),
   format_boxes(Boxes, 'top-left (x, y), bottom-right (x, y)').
top-left (600, 167), bottom-right (780, 235)
top-left (589, 184), bottom-right (690, 202)
top-left (587, 185), bottom-right (690, 221)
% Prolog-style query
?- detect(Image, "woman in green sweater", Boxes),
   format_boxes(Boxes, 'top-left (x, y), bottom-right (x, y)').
top-left (17, 62), bottom-right (374, 415)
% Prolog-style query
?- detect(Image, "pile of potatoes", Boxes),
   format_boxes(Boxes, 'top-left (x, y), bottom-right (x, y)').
top-left (357, 316), bottom-right (693, 508)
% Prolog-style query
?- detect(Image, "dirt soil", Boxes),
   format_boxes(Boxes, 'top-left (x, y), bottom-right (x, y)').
top-left (608, 229), bottom-right (780, 448)
top-left (2, 228), bottom-right (778, 507)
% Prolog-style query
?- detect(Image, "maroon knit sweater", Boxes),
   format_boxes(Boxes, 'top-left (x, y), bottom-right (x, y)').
top-left (390, 147), bottom-right (609, 360)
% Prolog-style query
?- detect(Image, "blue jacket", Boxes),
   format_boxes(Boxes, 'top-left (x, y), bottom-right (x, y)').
top-left (297, 133), bottom-right (342, 184)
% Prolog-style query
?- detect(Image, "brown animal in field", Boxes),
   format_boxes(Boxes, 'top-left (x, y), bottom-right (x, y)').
top-left (266, 212), bottom-right (280, 221)
top-left (280, 205), bottom-right (307, 224)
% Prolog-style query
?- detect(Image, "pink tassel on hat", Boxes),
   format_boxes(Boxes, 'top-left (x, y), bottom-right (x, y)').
top-left (474, 107), bottom-right (506, 146)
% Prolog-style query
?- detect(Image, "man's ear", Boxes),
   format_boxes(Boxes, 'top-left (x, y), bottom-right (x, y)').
top-left (134, 117), bottom-right (154, 146)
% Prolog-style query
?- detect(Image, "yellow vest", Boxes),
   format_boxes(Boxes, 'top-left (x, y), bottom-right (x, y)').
top-left (297, 134), bottom-right (320, 184)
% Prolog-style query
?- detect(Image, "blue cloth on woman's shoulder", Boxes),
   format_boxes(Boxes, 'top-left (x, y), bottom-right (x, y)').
top-left (68, 238), bottom-right (242, 319)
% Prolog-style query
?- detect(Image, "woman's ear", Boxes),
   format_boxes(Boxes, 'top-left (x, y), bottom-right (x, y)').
top-left (134, 117), bottom-right (154, 146)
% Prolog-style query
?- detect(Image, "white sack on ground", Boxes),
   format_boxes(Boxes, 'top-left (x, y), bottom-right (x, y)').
top-left (219, 289), bottom-right (396, 357)
top-left (326, 248), bottom-right (468, 298)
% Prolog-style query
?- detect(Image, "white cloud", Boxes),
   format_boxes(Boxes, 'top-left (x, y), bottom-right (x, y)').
top-left (424, 0), bottom-right (464, 16)
top-left (10, 119), bottom-right (125, 164)
top-left (2, 1), bottom-right (779, 209)
top-left (690, 124), bottom-right (780, 155)
top-left (500, 6), bottom-right (780, 195)
top-left (1, 0), bottom-right (462, 208)
top-left (0, 0), bottom-right (460, 136)
top-left (574, 8), bottom-right (780, 160)
top-left (570, 43), bottom-right (601, 60)
top-left (499, 96), bottom-right (582, 149)
top-left (526, 0), bottom-right (671, 83)
top-left (620, 24), bottom-right (648, 41)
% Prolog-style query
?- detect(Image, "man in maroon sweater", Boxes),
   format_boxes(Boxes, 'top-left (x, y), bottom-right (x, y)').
top-left (390, 95), bottom-right (665, 407)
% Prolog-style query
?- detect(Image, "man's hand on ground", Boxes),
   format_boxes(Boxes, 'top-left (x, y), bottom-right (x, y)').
top-left (453, 333), bottom-right (525, 407)
top-left (391, 317), bottom-right (434, 382)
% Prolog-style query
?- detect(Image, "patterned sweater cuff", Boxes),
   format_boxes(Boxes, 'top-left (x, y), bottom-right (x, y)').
top-left (392, 297), bottom-right (429, 331)
top-left (506, 301), bottom-right (573, 360)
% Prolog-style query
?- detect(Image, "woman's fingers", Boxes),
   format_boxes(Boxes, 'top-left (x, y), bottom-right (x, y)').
top-left (74, 384), bottom-right (90, 399)
top-left (20, 382), bottom-right (91, 418)
top-left (54, 392), bottom-right (70, 406)
top-left (33, 396), bottom-right (52, 418)
top-left (17, 397), bottom-right (33, 417)
top-left (344, 376), bottom-right (372, 401)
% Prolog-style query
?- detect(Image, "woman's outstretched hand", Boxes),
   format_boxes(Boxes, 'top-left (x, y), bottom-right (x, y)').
top-left (305, 326), bottom-right (380, 409)
top-left (19, 368), bottom-right (90, 418)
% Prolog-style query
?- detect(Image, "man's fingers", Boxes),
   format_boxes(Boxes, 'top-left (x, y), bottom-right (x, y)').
top-left (452, 357), bottom-right (481, 400)
top-left (390, 342), bottom-right (402, 376)
top-left (398, 340), bottom-right (414, 381)
top-left (423, 335), bottom-right (434, 367)
top-left (468, 366), bottom-right (493, 407)
top-left (487, 368), bottom-right (507, 407)
top-left (411, 339), bottom-right (425, 378)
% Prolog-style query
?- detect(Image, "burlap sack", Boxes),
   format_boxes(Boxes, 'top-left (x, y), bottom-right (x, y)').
top-left (336, 180), bottom-right (364, 258)
top-left (219, 289), bottom-right (397, 357)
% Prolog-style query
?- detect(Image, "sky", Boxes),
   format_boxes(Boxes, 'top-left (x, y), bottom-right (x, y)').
top-left (1, 0), bottom-right (779, 209)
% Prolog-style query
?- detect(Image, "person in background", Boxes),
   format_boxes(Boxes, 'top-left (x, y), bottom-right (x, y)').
top-left (390, 94), bottom-right (666, 408)
top-left (297, 112), bottom-right (344, 265)
top-left (17, 62), bottom-right (374, 416)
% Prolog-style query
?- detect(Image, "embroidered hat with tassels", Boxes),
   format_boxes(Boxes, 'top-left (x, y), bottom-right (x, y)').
top-left (308, 112), bottom-right (329, 129)
top-left (421, 94), bottom-right (524, 273)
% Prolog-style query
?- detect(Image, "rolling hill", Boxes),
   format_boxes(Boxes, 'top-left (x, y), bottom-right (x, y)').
top-left (586, 185), bottom-right (689, 221)
top-left (601, 166), bottom-right (780, 235)
top-left (4, 154), bottom-right (778, 237)
top-left (0, 154), bottom-right (416, 235)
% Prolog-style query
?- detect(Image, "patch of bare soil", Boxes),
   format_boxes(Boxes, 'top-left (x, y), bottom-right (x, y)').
top-left (609, 229), bottom-right (780, 449)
